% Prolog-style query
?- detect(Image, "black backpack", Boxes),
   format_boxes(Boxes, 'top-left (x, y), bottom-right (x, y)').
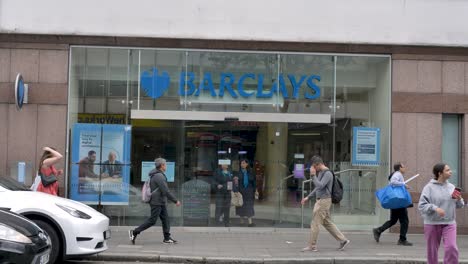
top-left (326, 170), bottom-right (344, 204)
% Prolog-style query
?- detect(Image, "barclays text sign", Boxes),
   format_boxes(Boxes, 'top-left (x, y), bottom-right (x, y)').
top-left (141, 68), bottom-right (321, 100)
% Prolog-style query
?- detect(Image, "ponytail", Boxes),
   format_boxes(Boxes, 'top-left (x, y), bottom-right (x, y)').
top-left (388, 171), bottom-right (396, 181)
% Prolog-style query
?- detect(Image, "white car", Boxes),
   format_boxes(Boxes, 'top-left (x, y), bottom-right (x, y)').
top-left (0, 177), bottom-right (110, 264)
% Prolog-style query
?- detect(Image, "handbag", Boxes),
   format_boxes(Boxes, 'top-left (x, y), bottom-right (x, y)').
top-left (231, 192), bottom-right (243, 207)
top-left (39, 171), bottom-right (58, 187)
top-left (30, 174), bottom-right (41, 191)
top-left (375, 185), bottom-right (412, 209)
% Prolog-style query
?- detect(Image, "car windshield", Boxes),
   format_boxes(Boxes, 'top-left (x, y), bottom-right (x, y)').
top-left (0, 177), bottom-right (30, 191)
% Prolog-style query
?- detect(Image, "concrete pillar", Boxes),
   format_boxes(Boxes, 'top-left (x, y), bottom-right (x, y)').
top-left (263, 123), bottom-right (288, 204)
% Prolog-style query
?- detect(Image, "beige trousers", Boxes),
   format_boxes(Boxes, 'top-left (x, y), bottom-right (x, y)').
top-left (309, 198), bottom-right (347, 246)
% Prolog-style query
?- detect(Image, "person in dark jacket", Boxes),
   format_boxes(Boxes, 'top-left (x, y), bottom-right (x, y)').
top-left (214, 164), bottom-right (233, 227)
top-left (129, 158), bottom-right (181, 244)
top-left (234, 159), bottom-right (256, 227)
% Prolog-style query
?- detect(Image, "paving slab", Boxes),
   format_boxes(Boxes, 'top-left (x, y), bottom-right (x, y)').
top-left (80, 226), bottom-right (468, 263)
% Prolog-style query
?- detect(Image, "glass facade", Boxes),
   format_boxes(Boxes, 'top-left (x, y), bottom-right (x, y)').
top-left (68, 47), bottom-right (391, 229)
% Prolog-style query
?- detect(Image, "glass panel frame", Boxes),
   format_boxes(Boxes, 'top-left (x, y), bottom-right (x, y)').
top-left (442, 114), bottom-right (462, 187)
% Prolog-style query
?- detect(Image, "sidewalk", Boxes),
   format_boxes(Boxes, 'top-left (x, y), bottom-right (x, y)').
top-left (84, 226), bottom-right (468, 263)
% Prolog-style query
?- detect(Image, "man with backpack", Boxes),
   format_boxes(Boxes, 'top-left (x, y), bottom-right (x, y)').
top-left (300, 155), bottom-right (350, 252)
top-left (129, 158), bottom-right (181, 245)
top-left (372, 162), bottom-right (413, 246)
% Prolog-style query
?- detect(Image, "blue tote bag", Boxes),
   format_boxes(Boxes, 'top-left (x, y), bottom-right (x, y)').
top-left (375, 185), bottom-right (412, 209)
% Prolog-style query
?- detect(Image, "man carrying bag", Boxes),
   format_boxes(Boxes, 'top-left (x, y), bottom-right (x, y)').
top-left (373, 162), bottom-right (413, 246)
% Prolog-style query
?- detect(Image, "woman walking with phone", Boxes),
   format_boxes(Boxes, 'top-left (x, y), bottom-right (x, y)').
top-left (418, 163), bottom-right (464, 264)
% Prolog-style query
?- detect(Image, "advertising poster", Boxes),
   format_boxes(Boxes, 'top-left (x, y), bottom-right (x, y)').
top-left (70, 123), bottom-right (131, 205)
top-left (352, 127), bottom-right (380, 166)
top-left (141, 161), bottom-right (175, 182)
top-left (293, 164), bottom-right (305, 178)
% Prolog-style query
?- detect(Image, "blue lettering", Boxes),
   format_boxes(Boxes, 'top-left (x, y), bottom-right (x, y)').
top-left (237, 73), bottom-right (255, 98)
top-left (256, 74), bottom-right (273, 98)
top-left (278, 75), bottom-right (288, 99)
top-left (174, 71), bottom-right (321, 100)
top-left (179, 72), bottom-right (196, 96)
top-left (195, 72), bottom-right (217, 96)
top-left (270, 75), bottom-right (289, 99)
top-left (219, 73), bottom-right (238, 98)
top-left (288, 74), bottom-right (307, 99)
top-left (305, 75), bottom-right (321, 99)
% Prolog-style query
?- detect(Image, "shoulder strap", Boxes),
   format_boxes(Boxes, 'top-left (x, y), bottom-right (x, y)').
top-left (324, 169), bottom-right (335, 193)
top-left (150, 172), bottom-right (162, 194)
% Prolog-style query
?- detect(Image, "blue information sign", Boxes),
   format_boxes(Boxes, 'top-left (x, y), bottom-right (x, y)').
top-left (352, 127), bottom-right (380, 166)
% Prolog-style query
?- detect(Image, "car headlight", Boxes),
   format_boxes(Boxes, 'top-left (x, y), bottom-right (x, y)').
top-left (56, 204), bottom-right (92, 219)
top-left (0, 223), bottom-right (32, 243)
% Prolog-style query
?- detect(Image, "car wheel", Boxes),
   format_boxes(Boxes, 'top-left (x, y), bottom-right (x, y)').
top-left (32, 219), bottom-right (61, 264)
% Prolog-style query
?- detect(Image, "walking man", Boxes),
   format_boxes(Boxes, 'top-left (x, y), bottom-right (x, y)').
top-left (301, 156), bottom-right (350, 252)
top-left (373, 162), bottom-right (413, 246)
top-left (129, 158), bottom-right (181, 244)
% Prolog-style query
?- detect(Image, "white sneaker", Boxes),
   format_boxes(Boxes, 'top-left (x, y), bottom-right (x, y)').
top-left (163, 238), bottom-right (178, 244)
top-left (301, 245), bottom-right (318, 252)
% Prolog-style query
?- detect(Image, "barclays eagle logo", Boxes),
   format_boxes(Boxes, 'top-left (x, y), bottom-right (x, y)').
top-left (140, 67), bottom-right (170, 99)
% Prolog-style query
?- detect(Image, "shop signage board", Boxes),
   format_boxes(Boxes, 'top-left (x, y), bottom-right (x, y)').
top-left (14, 73), bottom-right (27, 110)
top-left (140, 67), bottom-right (321, 100)
top-left (78, 113), bottom-right (126, 124)
top-left (70, 123), bottom-right (132, 205)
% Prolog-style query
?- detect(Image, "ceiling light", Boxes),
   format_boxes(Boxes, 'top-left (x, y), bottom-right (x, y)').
top-left (290, 132), bottom-right (321, 136)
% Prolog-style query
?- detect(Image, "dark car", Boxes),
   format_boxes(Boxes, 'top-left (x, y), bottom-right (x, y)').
top-left (0, 209), bottom-right (51, 264)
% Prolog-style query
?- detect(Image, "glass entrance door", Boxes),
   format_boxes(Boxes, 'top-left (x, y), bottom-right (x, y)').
top-left (129, 118), bottom-right (344, 228)
top-left (183, 120), bottom-right (270, 227)
top-left (130, 120), bottom-right (282, 227)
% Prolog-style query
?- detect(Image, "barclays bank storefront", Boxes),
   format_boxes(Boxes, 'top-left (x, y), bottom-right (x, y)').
top-left (68, 47), bottom-right (391, 229)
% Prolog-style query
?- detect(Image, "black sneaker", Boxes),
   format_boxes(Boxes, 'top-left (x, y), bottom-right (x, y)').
top-left (128, 230), bottom-right (137, 245)
top-left (397, 240), bottom-right (413, 246)
top-left (248, 223), bottom-right (256, 227)
top-left (163, 238), bottom-right (178, 244)
top-left (373, 228), bottom-right (381, 243)
top-left (338, 240), bottom-right (350, 251)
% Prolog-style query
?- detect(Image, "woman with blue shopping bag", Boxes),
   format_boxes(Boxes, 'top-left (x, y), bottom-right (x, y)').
top-left (373, 162), bottom-right (413, 246)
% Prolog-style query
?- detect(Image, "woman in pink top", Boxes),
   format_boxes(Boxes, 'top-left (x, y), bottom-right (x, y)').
top-left (36, 147), bottom-right (63, 196)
